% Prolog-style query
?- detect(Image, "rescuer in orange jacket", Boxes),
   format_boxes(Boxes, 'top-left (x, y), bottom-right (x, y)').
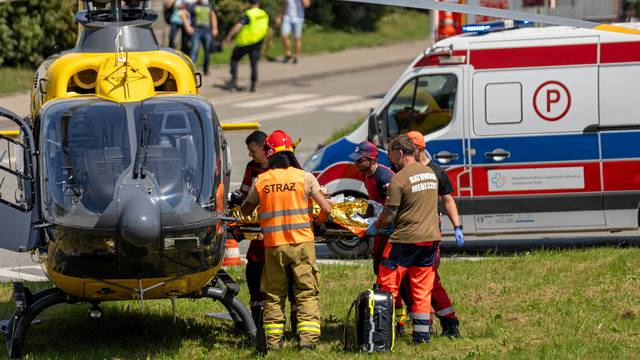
top-left (241, 130), bottom-right (332, 350)
top-left (229, 130), bottom-right (298, 331)
top-left (372, 134), bottom-right (440, 344)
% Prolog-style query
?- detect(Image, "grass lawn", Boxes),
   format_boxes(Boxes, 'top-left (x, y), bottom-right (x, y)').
top-left (0, 67), bottom-right (33, 96)
top-left (201, 10), bottom-right (430, 67)
top-left (1, 247), bottom-right (639, 359)
top-left (324, 116), bottom-right (366, 145)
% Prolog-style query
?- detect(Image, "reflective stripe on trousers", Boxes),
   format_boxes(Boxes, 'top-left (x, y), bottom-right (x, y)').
top-left (264, 323), bottom-right (285, 335)
top-left (297, 321), bottom-right (321, 334)
top-left (412, 312), bottom-right (431, 341)
top-left (436, 306), bottom-right (455, 317)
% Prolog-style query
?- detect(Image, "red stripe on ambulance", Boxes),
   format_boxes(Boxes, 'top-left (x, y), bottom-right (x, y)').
top-left (469, 44), bottom-right (597, 69)
top-left (414, 42), bottom-right (640, 70)
top-left (316, 162), bottom-right (362, 186)
top-left (601, 42), bottom-right (640, 64)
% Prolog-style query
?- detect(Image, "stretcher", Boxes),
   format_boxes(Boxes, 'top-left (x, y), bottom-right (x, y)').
top-left (226, 198), bottom-right (374, 243)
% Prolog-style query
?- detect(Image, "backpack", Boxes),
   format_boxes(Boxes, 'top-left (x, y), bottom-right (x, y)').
top-left (343, 285), bottom-right (395, 352)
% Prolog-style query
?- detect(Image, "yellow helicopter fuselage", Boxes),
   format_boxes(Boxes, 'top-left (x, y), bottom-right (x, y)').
top-left (31, 38), bottom-right (230, 301)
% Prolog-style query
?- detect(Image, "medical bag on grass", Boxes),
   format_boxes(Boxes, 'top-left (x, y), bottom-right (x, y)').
top-left (343, 285), bottom-right (394, 352)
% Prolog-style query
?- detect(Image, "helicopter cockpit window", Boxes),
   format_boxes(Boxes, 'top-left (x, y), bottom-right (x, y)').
top-left (386, 74), bottom-right (458, 138)
top-left (41, 97), bottom-right (218, 229)
top-left (136, 100), bottom-right (207, 202)
top-left (42, 101), bottom-right (131, 226)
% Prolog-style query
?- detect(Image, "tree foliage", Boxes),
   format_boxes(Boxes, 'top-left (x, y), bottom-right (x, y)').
top-left (213, 0), bottom-right (389, 35)
top-left (306, 1), bottom-right (390, 32)
top-left (0, 0), bottom-right (389, 68)
top-left (0, 0), bottom-right (77, 68)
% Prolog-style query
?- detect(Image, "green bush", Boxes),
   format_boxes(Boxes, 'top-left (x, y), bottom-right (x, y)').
top-left (214, 1), bottom-right (391, 35)
top-left (0, 0), bottom-right (76, 67)
top-left (306, 1), bottom-right (391, 32)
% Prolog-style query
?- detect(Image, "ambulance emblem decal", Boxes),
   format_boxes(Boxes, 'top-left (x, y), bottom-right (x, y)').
top-left (491, 172), bottom-right (507, 189)
top-left (533, 80), bottom-right (572, 122)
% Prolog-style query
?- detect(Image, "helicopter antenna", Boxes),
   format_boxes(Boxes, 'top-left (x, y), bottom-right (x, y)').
top-left (112, 0), bottom-right (126, 63)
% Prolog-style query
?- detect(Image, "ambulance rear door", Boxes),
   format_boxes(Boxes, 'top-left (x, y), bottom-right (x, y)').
top-left (468, 36), bottom-right (605, 233)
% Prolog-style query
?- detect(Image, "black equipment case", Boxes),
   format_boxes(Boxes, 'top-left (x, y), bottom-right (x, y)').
top-left (343, 285), bottom-right (395, 352)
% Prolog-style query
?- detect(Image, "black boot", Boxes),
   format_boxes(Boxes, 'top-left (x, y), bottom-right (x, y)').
top-left (225, 79), bottom-right (239, 91)
top-left (250, 82), bottom-right (256, 93)
top-left (441, 317), bottom-right (461, 338)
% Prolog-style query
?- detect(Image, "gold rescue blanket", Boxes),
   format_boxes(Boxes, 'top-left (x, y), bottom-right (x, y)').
top-left (228, 199), bottom-right (370, 238)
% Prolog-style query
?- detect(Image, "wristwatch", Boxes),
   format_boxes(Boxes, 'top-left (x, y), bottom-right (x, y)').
top-left (454, 225), bottom-right (463, 230)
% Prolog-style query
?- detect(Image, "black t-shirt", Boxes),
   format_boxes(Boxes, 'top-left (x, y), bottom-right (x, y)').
top-left (426, 160), bottom-right (453, 196)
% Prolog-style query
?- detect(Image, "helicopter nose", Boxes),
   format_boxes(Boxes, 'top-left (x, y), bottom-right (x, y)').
top-left (119, 189), bottom-right (161, 248)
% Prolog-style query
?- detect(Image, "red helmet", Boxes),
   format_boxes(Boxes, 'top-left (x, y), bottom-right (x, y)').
top-left (264, 130), bottom-right (295, 158)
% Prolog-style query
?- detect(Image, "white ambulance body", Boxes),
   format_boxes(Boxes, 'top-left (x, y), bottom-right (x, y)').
top-left (306, 23), bottom-right (640, 235)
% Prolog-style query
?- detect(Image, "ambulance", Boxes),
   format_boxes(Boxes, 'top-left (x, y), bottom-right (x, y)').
top-left (305, 20), bottom-right (640, 239)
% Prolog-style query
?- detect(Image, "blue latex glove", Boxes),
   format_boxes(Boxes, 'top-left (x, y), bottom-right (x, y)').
top-left (365, 219), bottom-right (379, 236)
top-left (365, 218), bottom-right (394, 236)
top-left (382, 223), bottom-right (394, 235)
top-left (454, 226), bottom-right (464, 247)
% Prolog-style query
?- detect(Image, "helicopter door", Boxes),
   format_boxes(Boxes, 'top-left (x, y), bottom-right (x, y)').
top-left (0, 107), bottom-right (41, 252)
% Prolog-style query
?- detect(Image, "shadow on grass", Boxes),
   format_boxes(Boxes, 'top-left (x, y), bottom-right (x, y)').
top-left (0, 284), bottom-right (252, 359)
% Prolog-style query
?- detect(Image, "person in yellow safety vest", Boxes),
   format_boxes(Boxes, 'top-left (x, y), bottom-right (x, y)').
top-left (224, 0), bottom-right (269, 92)
top-left (241, 130), bottom-right (332, 351)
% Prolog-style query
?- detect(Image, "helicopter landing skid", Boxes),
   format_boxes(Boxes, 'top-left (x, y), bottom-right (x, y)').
top-left (4, 282), bottom-right (74, 359)
top-left (201, 269), bottom-right (256, 344)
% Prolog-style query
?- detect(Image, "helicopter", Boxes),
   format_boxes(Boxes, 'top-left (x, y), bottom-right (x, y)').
top-left (0, 0), bottom-right (258, 358)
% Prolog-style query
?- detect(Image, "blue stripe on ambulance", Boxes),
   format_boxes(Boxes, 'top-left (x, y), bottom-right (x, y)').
top-left (315, 131), bottom-right (640, 172)
top-left (601, 131), bottom-right (640, 159)
top-left (469, 133), bottom-right (600, 164)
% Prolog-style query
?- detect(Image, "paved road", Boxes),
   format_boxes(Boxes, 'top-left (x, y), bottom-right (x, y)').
top-left (212, 63), bottom-right (406, 186)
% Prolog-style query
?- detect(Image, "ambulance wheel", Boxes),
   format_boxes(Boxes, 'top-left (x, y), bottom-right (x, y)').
top-left (327, 236), bottom-right (372, 259)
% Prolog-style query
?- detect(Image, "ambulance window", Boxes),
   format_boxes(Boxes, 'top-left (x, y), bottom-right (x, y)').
top-left (485, 82), bottom-right (522, 124)
top-left (386, 78), bottom-right (416, 137)
top-left (386, 74), bottom-right (457, 137)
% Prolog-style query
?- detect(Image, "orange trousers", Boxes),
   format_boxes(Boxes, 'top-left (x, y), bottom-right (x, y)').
top-left (376, 242), bottom-right (437, 343)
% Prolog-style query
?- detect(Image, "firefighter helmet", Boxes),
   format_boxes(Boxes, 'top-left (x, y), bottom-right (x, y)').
top-left (264, 130), bottom-right (295, 158)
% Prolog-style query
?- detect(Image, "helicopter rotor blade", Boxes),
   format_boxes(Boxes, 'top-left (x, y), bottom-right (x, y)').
top-left (338, 0), bottom-right (640, 34)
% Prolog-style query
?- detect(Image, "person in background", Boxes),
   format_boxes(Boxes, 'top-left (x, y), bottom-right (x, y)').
top-left (171, 0), bottom-right (196, 54)
top-left (373, 134), bottom-right (440, 344)
top-left (184, 0), bottom-right (218, 76)
top-left (224, 0), bottom-right (269, 92)
top-left (165, 0), bottom-right (184, 49)
top-left (406, 130), bottom-right (463, 337)
top-left (277, 0), bottom-right (310, 64)
top-left (241, 130), bottom-right (332, 350)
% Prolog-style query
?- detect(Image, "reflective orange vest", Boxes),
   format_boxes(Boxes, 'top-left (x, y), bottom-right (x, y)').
top-left (256, 167), bottom-right (314, 247)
